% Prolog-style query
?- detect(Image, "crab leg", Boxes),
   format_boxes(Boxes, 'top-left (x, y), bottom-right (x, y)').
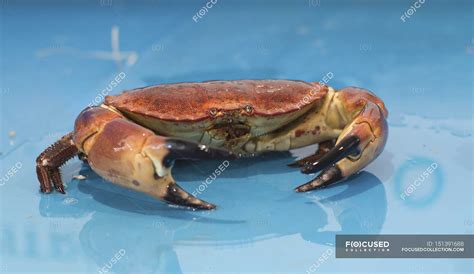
top-left (36, 132), bottom-right (78, 193)
top-left (294, 87), bottom-right (388, 192)
top-left (73, 107), bottom-right (231, 210)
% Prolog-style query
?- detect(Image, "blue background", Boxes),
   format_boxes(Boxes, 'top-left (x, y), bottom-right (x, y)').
top-left (1, 0), bottom-right (473, 273)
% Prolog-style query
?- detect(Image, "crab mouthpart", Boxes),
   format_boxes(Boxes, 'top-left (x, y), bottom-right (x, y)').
top-left (207, 122), bottom-right (251, 141)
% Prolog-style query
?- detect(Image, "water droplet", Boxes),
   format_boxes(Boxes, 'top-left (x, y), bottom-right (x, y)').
top-left (62, 197), bottom-right (78, 205)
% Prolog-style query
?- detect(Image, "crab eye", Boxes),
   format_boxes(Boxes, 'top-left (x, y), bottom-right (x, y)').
top-left (244, 105), bottom-right (253, 114)
top-left (209, 108), bottom-right (217, 116)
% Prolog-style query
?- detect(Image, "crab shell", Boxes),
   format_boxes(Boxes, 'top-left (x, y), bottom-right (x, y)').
top-left (103, 80), bottom-right (328, 151)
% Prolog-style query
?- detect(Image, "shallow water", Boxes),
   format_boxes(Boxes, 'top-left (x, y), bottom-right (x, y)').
top-left (1, 1), bottom-right (472, 273)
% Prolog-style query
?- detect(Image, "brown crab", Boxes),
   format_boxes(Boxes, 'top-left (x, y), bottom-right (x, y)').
top-left (36, 80), bottom-right (388, 210)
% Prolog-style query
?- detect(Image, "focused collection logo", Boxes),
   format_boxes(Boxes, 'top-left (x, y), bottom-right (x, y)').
top-left (344, 240), bottom-right (390, 252)
top-left (337, 235), bottom-right (473, 258)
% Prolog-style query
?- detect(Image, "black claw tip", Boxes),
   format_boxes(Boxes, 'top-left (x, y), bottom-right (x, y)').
top-left (288, 140), bottom-right (336, 168)
top-left (163, 184), bottom-right (217, 210)
top-left (302, 136), bottom-right (360, 174)
top-left (295, 165), bottom-right (343, 193)
top-left (288, 160), bottom-right (308, 168)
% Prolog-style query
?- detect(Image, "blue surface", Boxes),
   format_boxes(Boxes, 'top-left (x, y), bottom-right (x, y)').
top-left (1, 0), bottom-right (473, 273)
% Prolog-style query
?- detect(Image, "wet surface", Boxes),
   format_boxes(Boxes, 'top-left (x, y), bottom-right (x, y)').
top-left (1, 0), bottom-right (473, 273)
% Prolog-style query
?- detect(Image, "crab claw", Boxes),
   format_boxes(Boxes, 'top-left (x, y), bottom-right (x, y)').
top-left (145, 138), bottom-right (233, 210)
top-left (295, 87), bottom-right (388, 192)
top-left (73, 106), bottom-right (227, 210)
